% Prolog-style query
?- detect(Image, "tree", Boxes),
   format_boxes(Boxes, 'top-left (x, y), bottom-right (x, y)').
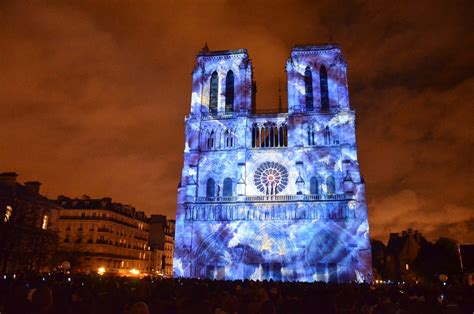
top-left (371, 239), bottom-right (387, 279)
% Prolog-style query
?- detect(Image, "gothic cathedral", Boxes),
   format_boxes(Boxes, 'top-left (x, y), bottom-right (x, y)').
top-left (173, 44), bottom-right (372, 282)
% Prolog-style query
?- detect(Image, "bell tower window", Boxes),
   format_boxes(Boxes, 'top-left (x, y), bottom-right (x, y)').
top-left (225, 71), bottom-right (234, 113)
top-left (304, 66), bottom-right (313, 111)
top-left (209, 71), bottom-right (218, 114)
top-left (320, 66), bottom-right (329, 111)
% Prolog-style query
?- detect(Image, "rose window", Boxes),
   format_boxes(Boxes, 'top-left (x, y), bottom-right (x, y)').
top-left (254, 162), bottom-right (289, 195)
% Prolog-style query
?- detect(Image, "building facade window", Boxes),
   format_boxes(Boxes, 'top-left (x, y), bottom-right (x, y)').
top-left (224, 129), bottom-right (234, 148)
top-left (305, 66), bottom-right (314, 111)
top-left (207, 130), bottom-right (215, 149)
top-left (225, 70), bottom-right (234, 113)
top-left (326, 176), bottom-right (336, 195)
top-left (223, 178), bottom-right (233, 197)
top-left (310, 177), bottom-right (319, 195)
top-left (324, 126), bottom-right (331, 145)
top-left (320, 66), bottom-right (329, 111)
top-left (206, 178), bottom-right (216, 197)
top-left (252, 123), bottom-right (288, 148)
top-left (209, 71), bottom-right (218, 114)
top-left (307, 125), bottom-right (315, 146)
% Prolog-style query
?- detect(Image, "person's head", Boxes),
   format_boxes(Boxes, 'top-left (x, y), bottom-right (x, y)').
top-left (32, 286), bottom-right (53, 312)
top-left (468, 273), bottom-right (474, 287)
top-left (130, 301), bottom-right (149, 314)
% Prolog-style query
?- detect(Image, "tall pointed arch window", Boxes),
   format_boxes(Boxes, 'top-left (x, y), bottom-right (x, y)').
top-left (225, 70), bottom-right (234, 113)
top-left (209, 71), bottom-right (218, 114)
top-left (206, 178), bottom-right (215, 197)
top-left (310, 177), bottom-right (319, 195)
top-left (223, 178), bottom-right (232, 196)
top-left (326, 175), bottom-right (335, 195)
top-left (207, 130), bottom-right (215, 149)
top-left (307, 125), bottom-right (315, 146)
top-left (320, 66), bottom-right (329, 111)
top-left (224, 129), bottom-right (234, 148)
top-left (304, 66), bottom-right (314, 111)
top-left (324, 126), bottom-right (331, 145)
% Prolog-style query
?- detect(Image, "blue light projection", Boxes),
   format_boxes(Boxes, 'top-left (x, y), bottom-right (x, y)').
top-left (173, 45), bottom-right (372, 282)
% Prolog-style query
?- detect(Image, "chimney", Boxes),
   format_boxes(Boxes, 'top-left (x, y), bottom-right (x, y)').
top-left (24, 181), bottom-right (41, 195)
top-left (0, 172), bottom-right (18, 187)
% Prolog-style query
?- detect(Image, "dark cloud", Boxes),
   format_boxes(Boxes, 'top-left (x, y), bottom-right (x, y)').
top-left (0, 0), bottom-right (472, 242)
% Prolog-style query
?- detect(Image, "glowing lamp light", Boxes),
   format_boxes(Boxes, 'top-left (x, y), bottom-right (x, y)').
top-left (97, 267), bottom-right (106, 275)
top-left (129, 268), bottom-right (140, 275)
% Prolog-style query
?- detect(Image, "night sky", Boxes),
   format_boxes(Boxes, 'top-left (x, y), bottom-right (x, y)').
top-left (1, 1), bottom-right (473, 242)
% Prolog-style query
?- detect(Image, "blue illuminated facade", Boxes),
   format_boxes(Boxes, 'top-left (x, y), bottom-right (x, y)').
top-left (173, 44), bottom-right (372, 282)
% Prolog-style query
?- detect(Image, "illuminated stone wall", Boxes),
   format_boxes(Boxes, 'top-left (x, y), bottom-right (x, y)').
top-left (173, 45), bottom-right (372, 282)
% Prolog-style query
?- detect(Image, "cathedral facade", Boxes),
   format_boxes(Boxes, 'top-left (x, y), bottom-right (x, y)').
top-left (173, 44), bottom-right (372, 282)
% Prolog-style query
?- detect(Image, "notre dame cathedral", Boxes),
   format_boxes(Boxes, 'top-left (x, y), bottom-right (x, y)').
top-left (173, 44), bottom-right (372, 282)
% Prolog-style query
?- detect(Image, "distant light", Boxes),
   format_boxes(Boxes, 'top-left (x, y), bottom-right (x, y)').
top-left (42, 277), bottom-right (45, 281)
top-left (98, 267), bottom-right (106, 275)
top-left (42, 215), bottom-right (49, 230)
top-left (3, 275), bottom-right (6, 279)
top-left (443, 282), bottom-right (447, 286)
top-left (13, 274), bottom-right (16, 279)
top-left (4, 205), bottom-right (13, 222)
top-left (67, 277), bottom-right (71, 282)
top-left (129, 268), bottom-right (140, 275)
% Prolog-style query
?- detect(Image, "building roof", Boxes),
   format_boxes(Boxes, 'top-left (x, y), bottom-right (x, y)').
top-left (292, 43), bottom-right (340, 52)
top-left (197, 48), bottom-right (248, 57)
top-left (57, 195), bottom-right (148, 222)
top-left (0, 178), bottom-right (61, 209)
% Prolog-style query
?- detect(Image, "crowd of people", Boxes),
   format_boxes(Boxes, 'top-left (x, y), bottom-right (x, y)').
top-left (0, 273), bottom-right (473, 314)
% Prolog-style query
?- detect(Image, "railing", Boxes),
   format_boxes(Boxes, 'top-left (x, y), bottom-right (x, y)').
top-left (192, 194), bottom-right (349, 203)
top-left (97, 227), bottom-right (109, 232)
top-left (199, 109), bottom-right (290, 120)
top-left (201, 112), bottom-right (238, 120)
top-left (250, 108), bottom-right (288, 115)
top-left (59, 215), bottom-right (140, 229)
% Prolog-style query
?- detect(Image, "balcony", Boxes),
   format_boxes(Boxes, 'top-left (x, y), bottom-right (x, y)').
top-left (97, 227), bottom-right (110, 232)
top-left (58, 215), bottom-right (141, 229)
top-left (191, 193), bottom-right (349, 204)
